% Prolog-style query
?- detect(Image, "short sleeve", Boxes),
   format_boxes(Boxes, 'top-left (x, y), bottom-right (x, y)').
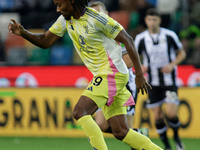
top-left (168, 31), bottom-right (183, 51)
top-left (49, 15), bottom-right (67, 37)
top-left (95, 12), bottom-right (123, 39)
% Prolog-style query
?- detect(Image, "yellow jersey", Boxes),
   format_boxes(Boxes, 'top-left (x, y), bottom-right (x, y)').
top-left (49, 7), bottom-right (128, 76)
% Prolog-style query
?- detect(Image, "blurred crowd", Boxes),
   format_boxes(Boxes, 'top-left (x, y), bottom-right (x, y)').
top-left (0, 0), bottom-right (200, 67)
top-left (0, 0), bottom-right (58, 28)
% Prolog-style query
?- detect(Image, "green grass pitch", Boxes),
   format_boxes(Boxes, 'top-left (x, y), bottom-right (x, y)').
top-left (0, 137), bottom-right (199, 150)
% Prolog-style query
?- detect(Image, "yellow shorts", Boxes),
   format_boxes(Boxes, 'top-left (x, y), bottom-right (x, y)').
top-left (82, 72), bottom-right (135, 120)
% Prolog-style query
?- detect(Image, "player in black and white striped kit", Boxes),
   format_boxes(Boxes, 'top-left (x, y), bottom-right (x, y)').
top-left (134, 8), bottom-right (186, 150)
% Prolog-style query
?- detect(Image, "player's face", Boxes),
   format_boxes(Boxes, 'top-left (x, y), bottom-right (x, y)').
top-left (54, 0), bottom-right (74, 20)
top-left (145, 15), bottom-right (161, 32)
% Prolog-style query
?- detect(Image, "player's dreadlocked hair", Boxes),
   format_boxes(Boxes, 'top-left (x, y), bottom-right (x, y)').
top-left (72, 0), bottom-right (92, 12)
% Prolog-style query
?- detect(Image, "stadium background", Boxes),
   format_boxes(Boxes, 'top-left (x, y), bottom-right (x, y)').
top-left (0, 0), bottom-right (200, 149)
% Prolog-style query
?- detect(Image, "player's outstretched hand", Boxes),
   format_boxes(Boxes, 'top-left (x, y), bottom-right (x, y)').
top-left (8, 19), bottom-right (25, 36)
top-left (135, 74), bottom-right (152, 95)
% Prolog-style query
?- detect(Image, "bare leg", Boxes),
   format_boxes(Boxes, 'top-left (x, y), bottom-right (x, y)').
top-left (165, 103), bottom-right (178, 118)
top-left (73, 95), bottom-right (98, 120)
top-left (108, 115), bottom-right (129, 140)
top-left (127, 115), bottom-right (134, 129)
top-left (95, 110), bottom-right (110, 132)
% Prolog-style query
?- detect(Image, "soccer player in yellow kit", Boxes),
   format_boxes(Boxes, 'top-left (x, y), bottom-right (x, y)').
top-left (8, 0), bottom-right (162, 149)
top-left (90, 2), bottom-right (149, 150)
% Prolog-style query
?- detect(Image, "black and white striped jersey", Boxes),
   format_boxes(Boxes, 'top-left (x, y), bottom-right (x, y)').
top-left (134, 28), bottom-right (183, 86)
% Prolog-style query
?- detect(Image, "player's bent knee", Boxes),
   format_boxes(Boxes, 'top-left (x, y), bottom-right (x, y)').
top-left (73, 108), bottom-right (83, 120)
top-left (154, 113), bottom-right (163, 121)
top-left (96, 121), bottom-right (107, 132)
top-left (165, 111), bottom-right (177, 119)
top-left (113, 129), bottom-right (129, 140)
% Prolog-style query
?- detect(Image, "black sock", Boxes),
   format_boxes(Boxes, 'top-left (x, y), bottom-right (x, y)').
top-left (173, 127), bottom-right (179, 140)
top-left (166, 116), bottom-right (181, 143)
top-left (160, 131), bottom-right (171, 149)
top-left (156, 119), bottom-right (171, 149)
top-left (133, 128), bottom-right (139, 132)
top-left (173, 127), bottom-right (183, 148)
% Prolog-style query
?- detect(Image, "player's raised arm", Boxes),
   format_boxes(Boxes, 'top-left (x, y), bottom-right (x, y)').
top-left (8, 19), bottom-right (60, 49)
top-left (115, 29), bottom-right (151, 94)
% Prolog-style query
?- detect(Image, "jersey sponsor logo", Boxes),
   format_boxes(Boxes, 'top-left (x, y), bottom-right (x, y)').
top-left (80, 47), bottom-right (95, 54)
top-left (78, 35), bottom-right (86, 45)
top-left (78, 35), bottom-right (96, 54)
